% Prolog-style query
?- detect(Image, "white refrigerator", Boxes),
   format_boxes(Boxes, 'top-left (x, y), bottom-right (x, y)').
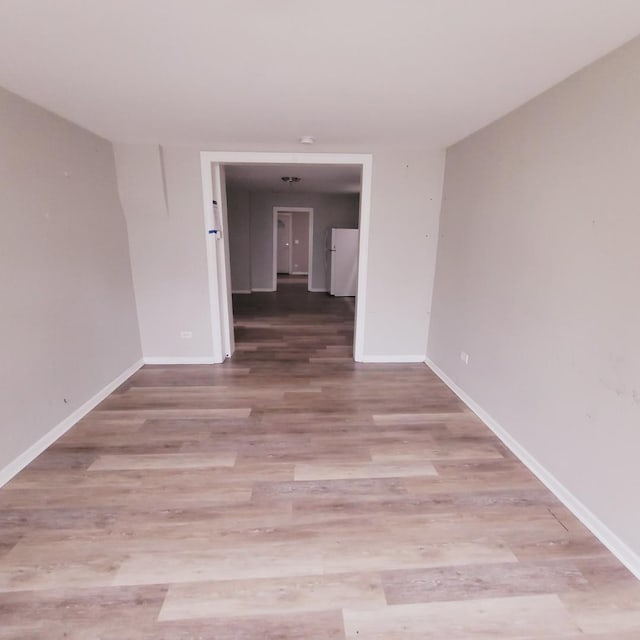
top-left (327, 228), bottom-right (359, 296)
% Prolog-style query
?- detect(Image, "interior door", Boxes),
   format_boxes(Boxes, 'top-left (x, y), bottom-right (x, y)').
top-left (277, 213), bottom-right (291, 274)
top-left (330, 228), bottom-right (359, 296)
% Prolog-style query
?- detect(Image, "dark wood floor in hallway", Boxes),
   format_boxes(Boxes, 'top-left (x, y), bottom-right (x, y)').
top-left (0, 278), bottom-right (639, 639)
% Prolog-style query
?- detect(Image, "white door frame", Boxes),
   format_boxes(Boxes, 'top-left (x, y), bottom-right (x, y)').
top-left (274, 211), bottom-right (293, 278)
top-left (200, 151), bottom-right (373, 362)
top-left (199, 161), bottom-right (234, 362)
top-left (273, 207), bottom-right (314, 291)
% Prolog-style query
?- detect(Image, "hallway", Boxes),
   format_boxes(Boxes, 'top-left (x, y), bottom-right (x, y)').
top-left (0, 281), bottom-right (639, 638)
top-left (232, 275), bottom-right (355, 364)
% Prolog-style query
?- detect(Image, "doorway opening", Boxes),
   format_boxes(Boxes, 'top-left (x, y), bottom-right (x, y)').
top-left (200, 152), bottom-right (373, 363)
top-left (273, 207), bottom-right (313, 291)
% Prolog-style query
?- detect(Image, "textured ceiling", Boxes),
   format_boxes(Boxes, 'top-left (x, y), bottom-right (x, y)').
top-left (225, 164), bottom-right (361, 194)
top-left (1, 1), bottom-right (640, 147)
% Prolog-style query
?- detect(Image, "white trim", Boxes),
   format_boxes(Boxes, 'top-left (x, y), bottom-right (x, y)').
top-left (307, 208), bottom-right (314, 292)
top-left (273, 210), bottom-right (292, 284)
top-left (424, 357), bottom-right (640, 581)
top-left (309, 287), bottom-right (328, 293)
top-left (232, 289), bottom-right (251, 294)
top-left (0, 358), bottom-right (144, 488)
top-left (200, 151), bottom-right (372, 363)
top-left (361, 354), bottom-right (426, 363)
top-left (291, 272), bottom-right (309, 276)
top-left (212, 164), bottom-right (234, 358)
top-left (251, 287), bottom-right (276, 292)
top-left (353, 157), bottom-right (372, 362)
top-left (199, 160), bottom-right (224, 363)
top-left (201, 151), bottom-right (370, 165)
top-left (143, 356), bottom-right (217, 365)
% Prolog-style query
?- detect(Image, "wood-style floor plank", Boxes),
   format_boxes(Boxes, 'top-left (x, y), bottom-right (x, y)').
top-left (88, 452), bottom-right (238, 471)
top-left (0, 276), bottom-right (637, 638)
top-left (159, 573), bottom-right (386, 621)
top-left (343, 594), bottom-right (579, 639)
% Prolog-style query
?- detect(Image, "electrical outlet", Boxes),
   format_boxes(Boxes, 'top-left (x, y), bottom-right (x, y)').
top-left (460, 351), bottom-right (470, 365)
top-left (180, 331), bottom-right (193, 339)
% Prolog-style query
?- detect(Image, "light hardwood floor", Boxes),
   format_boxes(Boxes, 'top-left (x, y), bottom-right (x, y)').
top-left (1, 277), bottom-right (639, 638)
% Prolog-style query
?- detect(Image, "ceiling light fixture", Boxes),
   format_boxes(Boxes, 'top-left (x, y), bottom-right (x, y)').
top-left (281, 176), bottom-right (301, 184)
top-left (299, 136), bottom-right (315, 145)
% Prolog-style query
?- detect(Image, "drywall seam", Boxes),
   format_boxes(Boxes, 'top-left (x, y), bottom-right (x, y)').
top-left (0, 358), bottom-right (144, 488)
top-left (425, 357), bottom-right (640, 581)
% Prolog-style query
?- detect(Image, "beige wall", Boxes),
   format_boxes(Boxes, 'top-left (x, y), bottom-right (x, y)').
top-left (227, 188), bottom-right (252, 292)
top-left (0, 86), bottom-right (142, 475)
top-left (428, 37), bottom-right (640, 564)
top-left (116, 146), bottom-right (445, 361)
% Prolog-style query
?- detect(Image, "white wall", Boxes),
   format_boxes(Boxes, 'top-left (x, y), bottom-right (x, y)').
top-left (0, 86), bottom-right (142, 476)
top-left (115, 146), bottom-right (445, 361)
top-left (428, 37), bottom-right (640, 568)
top-left (366, 151), bottom-right (445, 359)
top-left (114, 145), bottom-right (214, 360)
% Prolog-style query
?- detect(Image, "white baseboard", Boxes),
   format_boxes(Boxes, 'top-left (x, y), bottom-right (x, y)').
top-left (290, 272), bottom-right (309, 276)
top-left (232, 289), bottom-right (251, 294)
top-left (361, 354), bottom-right (426, 363)
top-left (309, 287), bottom-right (328, 293)
top-left (251, 287), bottom-right (276, 292)
top-left (0, 357), bottom-right (144, 488)
top-left (143, 356), bottom-right (217, 365)
top-left (424, 356), bottom-right (640, 581)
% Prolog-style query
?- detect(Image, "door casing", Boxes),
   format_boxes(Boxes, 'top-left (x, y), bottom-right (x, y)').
top-left (200, 151), bottom-right (373, 362)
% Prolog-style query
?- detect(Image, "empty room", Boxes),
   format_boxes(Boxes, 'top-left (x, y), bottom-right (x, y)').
top-left (2, 2), bottom-right (640, 638)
